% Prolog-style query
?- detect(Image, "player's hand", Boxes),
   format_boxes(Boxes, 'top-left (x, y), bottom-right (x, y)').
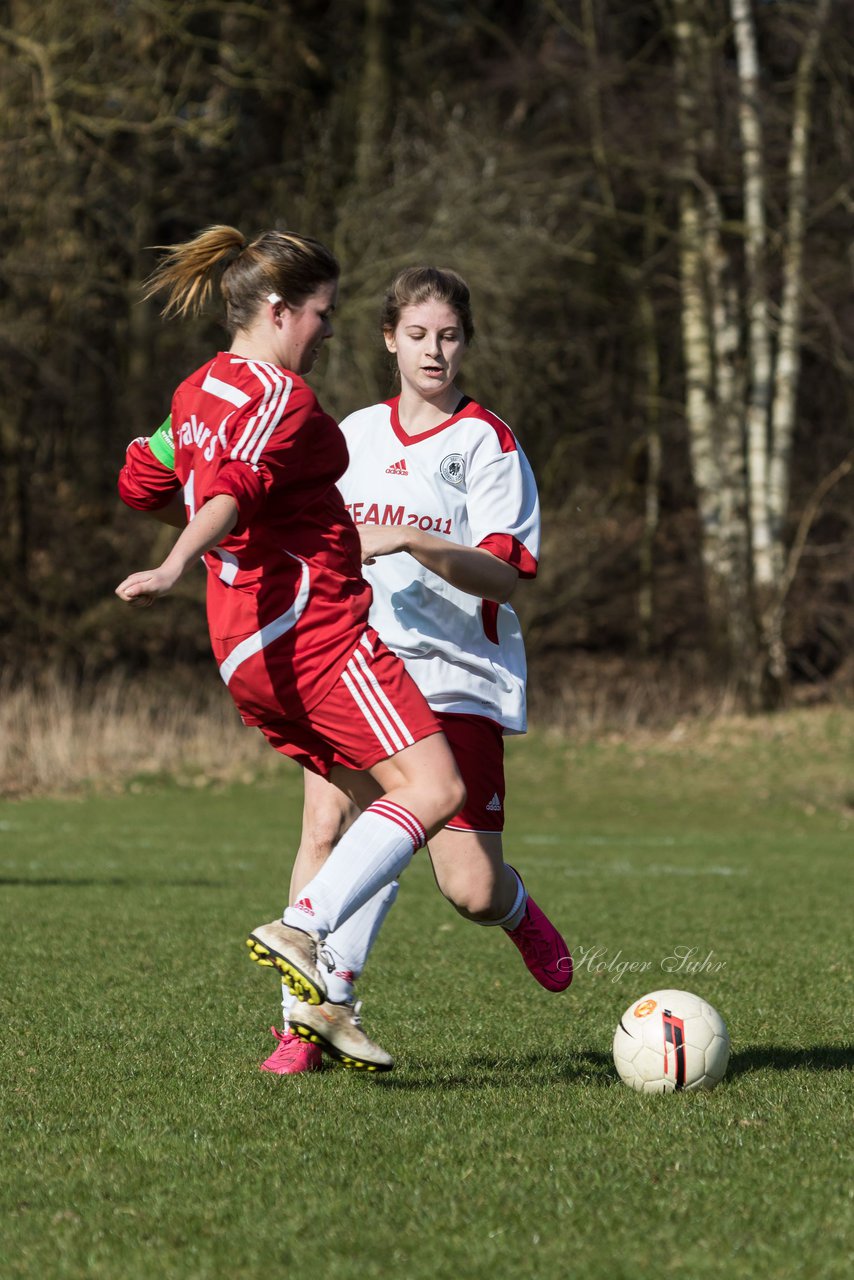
top-left (115, 567), bottom-right (178, 607)
top-left (357, 524), bottom-right (408, 564)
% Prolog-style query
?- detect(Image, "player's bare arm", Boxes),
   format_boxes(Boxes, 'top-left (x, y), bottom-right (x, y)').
top-left (358, 522), bottom-right (518, 603)
top-left (116, 493), bottom-right (238, 606)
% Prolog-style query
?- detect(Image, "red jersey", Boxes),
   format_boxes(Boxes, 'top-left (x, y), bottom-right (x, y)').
top-left (119, 353), bottom-right (371, 723)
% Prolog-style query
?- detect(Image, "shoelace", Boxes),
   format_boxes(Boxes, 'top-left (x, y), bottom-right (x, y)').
top-left (268, 1026), bottom-right (305, 1058)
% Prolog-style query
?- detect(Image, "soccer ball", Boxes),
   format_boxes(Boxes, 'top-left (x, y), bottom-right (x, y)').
top-left (612, 989), bottom-right (730, 1093)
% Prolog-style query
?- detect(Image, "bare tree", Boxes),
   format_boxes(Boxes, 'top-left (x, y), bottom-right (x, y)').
top-left (0, 0), bottom-right (850, 699)
top-left (670, 0), bottom-right (836, 706)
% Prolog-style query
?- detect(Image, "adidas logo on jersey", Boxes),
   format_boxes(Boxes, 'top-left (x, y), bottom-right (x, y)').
top-left (385, 458), bottom-right (408, 475)
top-left (486, 793), bottom-right (503, 812)
top-left (294, 896), bottom-right (315, 916)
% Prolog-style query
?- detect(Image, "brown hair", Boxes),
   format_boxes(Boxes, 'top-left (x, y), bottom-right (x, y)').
top-left (142, 225), bottom-right (339, 334)
top-left (380, 266), bottom-right (475, 345)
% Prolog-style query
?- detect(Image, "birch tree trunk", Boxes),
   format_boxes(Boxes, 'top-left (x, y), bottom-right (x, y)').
top-left (733, 0), bottom-right (832, 702)
top-left (761, 0), bottom-right (832, 693)
top-left (672, 0), bottom-right (758, 697)
top-left (731, 0), bottom-right (775, 597)
top-left (671, 0), bottom-right (831, 708)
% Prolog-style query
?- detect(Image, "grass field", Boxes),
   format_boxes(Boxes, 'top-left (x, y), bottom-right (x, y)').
top-left (1, 707), bottom-right (852, 1279)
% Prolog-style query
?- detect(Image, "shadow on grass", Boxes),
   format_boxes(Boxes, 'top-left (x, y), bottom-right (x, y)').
top-left (376, 1045), bottom-right (854, 1090)
top-left (0, 876), bottom-right (226, 889)
top-left (376, 1048), bottom-right (616, 1090)
top-left (728, 1045), bottom-right (854, 1076)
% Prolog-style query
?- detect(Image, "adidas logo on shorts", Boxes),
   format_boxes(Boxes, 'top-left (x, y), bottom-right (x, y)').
top-left (385, 458), bottom-right (408, 475)
top-left (486, 793), bottom-right (502, 812)
top-left (294, 896), bottom-right (315, 916)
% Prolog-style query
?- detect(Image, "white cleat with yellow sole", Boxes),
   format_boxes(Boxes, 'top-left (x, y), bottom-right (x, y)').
top-left (246, 920), bottom-right (327, 1006)
top-left (288, 998), bottom-right (393, 1072)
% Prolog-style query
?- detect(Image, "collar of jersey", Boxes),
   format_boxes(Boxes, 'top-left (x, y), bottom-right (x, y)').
top-left (386, 395), bottom-right (473, 446)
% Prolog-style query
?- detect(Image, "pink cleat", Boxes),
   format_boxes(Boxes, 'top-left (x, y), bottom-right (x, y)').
top-left (259, 1026), bottom-right (323, 1075)
top-left (504, 896), bottom-right (573, 992)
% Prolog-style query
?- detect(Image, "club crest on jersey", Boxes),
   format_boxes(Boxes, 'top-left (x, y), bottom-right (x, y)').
top-left (440, 454), bottom-right (465, 486)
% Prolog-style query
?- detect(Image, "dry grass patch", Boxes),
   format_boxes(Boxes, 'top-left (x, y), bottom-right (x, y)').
top-left (0, 669), bottom-right (274, 798)
top-left (2, 664), bottom-right (851, 804)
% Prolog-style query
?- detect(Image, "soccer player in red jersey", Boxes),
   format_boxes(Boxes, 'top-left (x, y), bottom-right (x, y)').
top-left (258, 266), bottom-right (572, 1074)
top-left (116, 228), bottom-right (466, 1071)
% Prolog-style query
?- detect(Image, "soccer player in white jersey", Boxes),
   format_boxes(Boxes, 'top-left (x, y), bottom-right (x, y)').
top-left (261, 265), bottom-right (572, 1074)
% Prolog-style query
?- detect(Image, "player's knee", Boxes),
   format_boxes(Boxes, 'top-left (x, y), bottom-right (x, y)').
top-left (438, 774), bottom-right (466, 826)
top-left (451, 893), bottom-right (496, 922)
top-left (438, 867), bottom-right (492, 919)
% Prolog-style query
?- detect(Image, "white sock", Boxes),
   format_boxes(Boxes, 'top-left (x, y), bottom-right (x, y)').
top-left (283, 800), bottom-right (424, 936)
top-left (281, 984), bottom-right (296, 1031)
top-left (280, 882), bottom-right (399, 1014)
top-left (471, 866), bottom-right (527, 930)
top-left (318, 880), bottom-right (400, 1004)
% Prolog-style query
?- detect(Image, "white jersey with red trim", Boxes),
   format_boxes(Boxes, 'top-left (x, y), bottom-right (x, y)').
top-left (338, 395), bottom-right (539, 733)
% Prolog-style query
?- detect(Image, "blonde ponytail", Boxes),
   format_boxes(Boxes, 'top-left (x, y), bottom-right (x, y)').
top-left (142, 224), bottom-right (339, 335)
top-left (143, 225), bottom-right (247, 319)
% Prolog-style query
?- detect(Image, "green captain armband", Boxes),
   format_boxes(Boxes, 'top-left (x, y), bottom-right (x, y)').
top-left (149, 415), bottom-right (175, 469)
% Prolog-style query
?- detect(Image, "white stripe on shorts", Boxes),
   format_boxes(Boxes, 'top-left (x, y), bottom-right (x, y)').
top-left (350, 645), bottom-right (415, 747)
top-left (340, 668), bottom-right (398, 754)
top-left (340, 643), bottom-right (416, 757)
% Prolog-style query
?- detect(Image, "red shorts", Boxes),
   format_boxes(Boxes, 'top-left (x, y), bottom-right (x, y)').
top-left (257, 630), bottom-right (441, 776)
top-left (439, 712), bottom-right (506, 834)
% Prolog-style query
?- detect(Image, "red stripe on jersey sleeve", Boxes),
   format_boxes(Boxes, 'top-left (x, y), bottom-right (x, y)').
top-left (477, 532), bottom-right (538, 579)
top-left (466, 404), bottom-right (519, 453)
top-left (118, 438), bottom-right (181, 512)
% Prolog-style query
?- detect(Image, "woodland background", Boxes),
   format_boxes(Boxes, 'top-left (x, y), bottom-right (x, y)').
top-left (1, 0), bottom-right (852, 721)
